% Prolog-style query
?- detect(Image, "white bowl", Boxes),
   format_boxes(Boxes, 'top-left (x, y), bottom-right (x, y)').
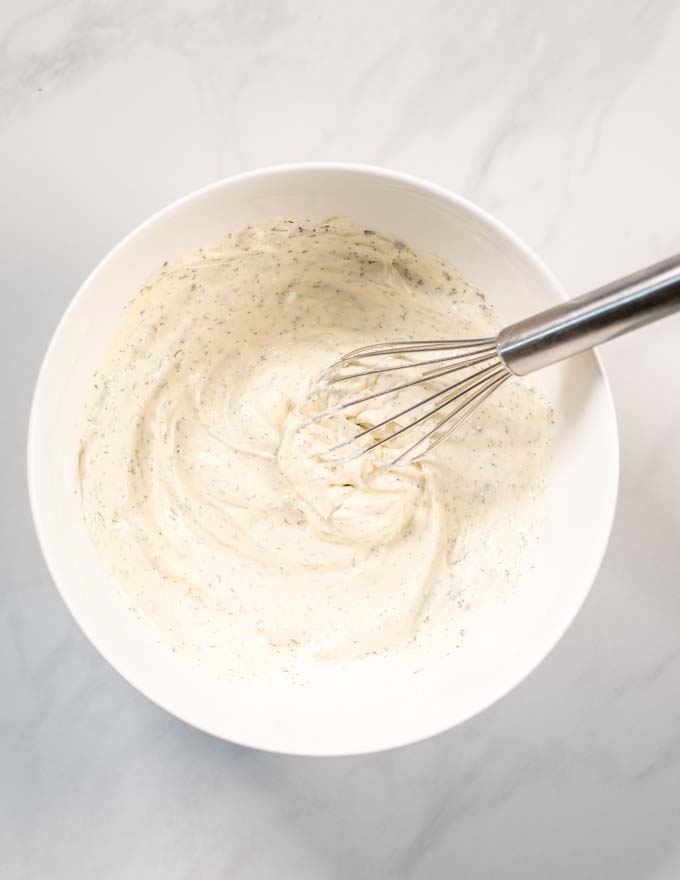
top-left (28, 164), bottom-right (618, 755)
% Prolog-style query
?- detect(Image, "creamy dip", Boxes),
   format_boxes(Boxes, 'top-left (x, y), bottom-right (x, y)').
top-left (79, 219), bottom-right (553, 679)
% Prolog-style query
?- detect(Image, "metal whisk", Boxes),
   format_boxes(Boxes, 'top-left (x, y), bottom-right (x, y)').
top-left (312, 253), bottom-right (680, 467)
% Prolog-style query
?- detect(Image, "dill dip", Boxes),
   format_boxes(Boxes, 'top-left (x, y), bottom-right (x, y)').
top-left (79, 219), bottom-right (553, 680)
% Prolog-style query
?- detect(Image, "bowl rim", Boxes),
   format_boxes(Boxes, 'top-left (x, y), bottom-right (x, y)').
top-left (27, 161), bottom-right (620, 755)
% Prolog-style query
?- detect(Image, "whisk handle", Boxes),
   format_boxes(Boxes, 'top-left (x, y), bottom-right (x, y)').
top-left (498, 253), bottom-right (680, 375)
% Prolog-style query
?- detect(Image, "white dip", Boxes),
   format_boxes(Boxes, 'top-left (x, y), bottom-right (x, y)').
top-left (79, 219), bottom-right (553, 679)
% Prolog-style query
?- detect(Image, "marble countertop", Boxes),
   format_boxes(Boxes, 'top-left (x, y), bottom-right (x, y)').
top-left (3, 1), bottom-right (680, 877)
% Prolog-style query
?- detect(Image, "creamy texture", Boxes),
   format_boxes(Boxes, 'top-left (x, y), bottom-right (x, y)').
top-left (79, 219), bottom-right (553, 679)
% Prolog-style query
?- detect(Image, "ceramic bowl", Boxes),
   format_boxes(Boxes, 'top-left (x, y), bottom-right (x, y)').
top-left (28, 164), bottom-right (618, 755)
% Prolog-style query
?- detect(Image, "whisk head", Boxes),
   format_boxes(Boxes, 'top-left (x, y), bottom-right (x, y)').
top-left (304, 337), bottom-right (511, 468)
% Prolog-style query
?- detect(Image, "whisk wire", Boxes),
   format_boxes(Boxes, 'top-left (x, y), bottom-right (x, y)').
top-left (315, 351), bottom-right (500, 424)
top-left (333, 338), bottom-right (495, 361)
top-left (359, 364), bottom-right (507, 462)
top-left (323, 360), bottom-right (502, 457)
top-left (392, 370), bottom-right (509, 465)
top-left (306, 336), bottom-right (512, 468)
top-left (323, 345), bottom-right (497, 386)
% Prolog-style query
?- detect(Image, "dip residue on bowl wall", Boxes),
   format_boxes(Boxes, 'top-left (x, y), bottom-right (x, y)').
top-left (78, 219), bottom-right (553, 680)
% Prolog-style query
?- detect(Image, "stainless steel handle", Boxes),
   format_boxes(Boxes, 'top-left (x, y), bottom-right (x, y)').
top-left (497, 253), bottom-right (680, 375)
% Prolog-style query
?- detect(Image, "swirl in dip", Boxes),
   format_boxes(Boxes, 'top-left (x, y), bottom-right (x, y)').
top-left (79, 219), bottom-right (552, 679)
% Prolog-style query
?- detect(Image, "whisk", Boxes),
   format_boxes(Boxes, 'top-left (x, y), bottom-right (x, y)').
top-left (312, 253), bottom-right (680, 467)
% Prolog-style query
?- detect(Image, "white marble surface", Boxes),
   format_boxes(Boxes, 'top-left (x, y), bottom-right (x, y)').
top-left (2, 0), bottom-right (680, 876)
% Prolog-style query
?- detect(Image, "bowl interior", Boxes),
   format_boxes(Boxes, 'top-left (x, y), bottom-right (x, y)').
top-left (29, 166), bottom-right (618, 755)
